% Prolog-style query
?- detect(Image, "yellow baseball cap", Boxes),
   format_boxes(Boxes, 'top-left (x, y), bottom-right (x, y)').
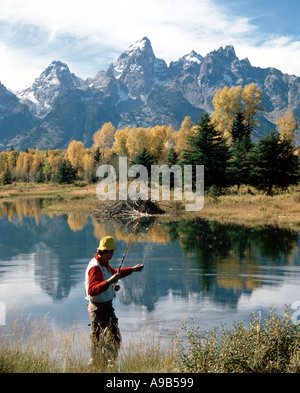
top-left (97, 236), bottom-right (117, 251)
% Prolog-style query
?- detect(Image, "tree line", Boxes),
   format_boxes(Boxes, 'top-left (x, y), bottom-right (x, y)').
top-left (0, 83), bottom-right (299, 195)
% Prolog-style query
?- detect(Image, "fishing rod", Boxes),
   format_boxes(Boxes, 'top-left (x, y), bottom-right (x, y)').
top-left (113, 199), bottom-right (147, 292)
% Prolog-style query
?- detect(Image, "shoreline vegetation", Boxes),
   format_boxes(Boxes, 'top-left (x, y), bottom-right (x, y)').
top-left (1, 182), bottom-right (300, 230)
top-left (1, 307), bottom-right (299, 373)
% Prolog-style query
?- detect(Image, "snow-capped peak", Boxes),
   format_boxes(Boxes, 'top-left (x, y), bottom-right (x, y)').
top-left (113, 37), bottom-right (155, 81)
top-left (17, 61), bottom-right (83, 118)
top-left (126, 37), bottom-right (151, 53)
top-left (184, 50), bottom-right (203, 65)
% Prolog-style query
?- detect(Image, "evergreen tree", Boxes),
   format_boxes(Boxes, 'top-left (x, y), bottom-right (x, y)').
top-left (54, 159), bottom-right (77, 184)
top-left (0, 162), bottom-right (12, 185)
top-left (228, 112), bottom-right (254, 188)
top-left (181, 113), bottom-right (231, 192)
top-left (130, 147), bottom-right (155, 172)
top-left (249, 131), bottom-right (300, 194)
top-left (35, 166), bottom-right (45, 183)
top-left (93, 146), bottom-right (101, 165)
top-left (166, 146), bottom-right (179, 166)
top-left (163, 147), bottom-right (180, 189)
top-left (230, 112), bottom-right (252, 145)
top-left (130, 147), bottom-right (155, 183)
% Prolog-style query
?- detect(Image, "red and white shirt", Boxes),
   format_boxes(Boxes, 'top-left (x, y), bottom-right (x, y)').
top-left (85, 254), bottom-right (132, 303)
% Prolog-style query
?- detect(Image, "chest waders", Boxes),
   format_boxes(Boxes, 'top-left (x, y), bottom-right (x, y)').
top-left (101, 300), bottom-right (121, 359)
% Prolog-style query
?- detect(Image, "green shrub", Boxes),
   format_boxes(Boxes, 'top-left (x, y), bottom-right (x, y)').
top-left (178, 307), bottom-right (300, 373)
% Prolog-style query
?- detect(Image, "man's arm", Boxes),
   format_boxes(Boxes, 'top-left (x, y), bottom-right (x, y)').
top-left (88, 266), bottom-right (110, 296)
top-left (108, 265), bottom-right (143, 284)
top-left (109, 266), bottom-right (133, 279)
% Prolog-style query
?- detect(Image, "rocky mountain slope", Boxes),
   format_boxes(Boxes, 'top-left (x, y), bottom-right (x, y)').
top-left (0, 37), bottom-right (299, 150)
top-left (17, 60), bottom-right (84, 118)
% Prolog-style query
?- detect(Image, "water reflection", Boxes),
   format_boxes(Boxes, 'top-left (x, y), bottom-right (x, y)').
top-left (163, 219), bottom-right (298, 281)
top-left (0, 199), bottom-right (300, 333)
top-left (160, 219), bottom-right (300, 310)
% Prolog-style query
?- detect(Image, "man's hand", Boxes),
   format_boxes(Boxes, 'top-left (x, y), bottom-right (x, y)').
top-left (107, 271), bottom-right (121, 285)
top-left (132, 264), bottom-right (144, 272)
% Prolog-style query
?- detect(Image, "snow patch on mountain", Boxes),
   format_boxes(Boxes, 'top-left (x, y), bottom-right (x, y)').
top-left (17, 60), bottom-right (83, 118)
top-left (127, 37), bottom-right (148, 52)
top-left (183, 51), bottom-right (203, 67)
top-left (116, 80), bottom-right (129, 102)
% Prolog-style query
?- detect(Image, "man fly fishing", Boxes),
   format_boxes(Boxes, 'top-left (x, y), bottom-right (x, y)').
top-left (85, 235), bottom-right (144, 365)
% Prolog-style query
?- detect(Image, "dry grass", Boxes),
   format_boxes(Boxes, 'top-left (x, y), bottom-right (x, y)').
top-left (2, 183), bottom-right (300, 229)
top-left (0, 312), bottom-right (89, 373)
top-left (0, 182), bottom-right (65, 196)
top-left (158, 185), bottom-right (300, 230)
top-left (0, 312), bottom-right (177, 373)
top-left (0, 182), bottom-right (99, 213)
top-left (198, 188), bottom-right (300, 229)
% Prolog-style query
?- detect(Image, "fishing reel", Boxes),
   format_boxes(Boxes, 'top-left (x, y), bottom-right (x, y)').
top-left (113, 283), bottom-right (120, 292)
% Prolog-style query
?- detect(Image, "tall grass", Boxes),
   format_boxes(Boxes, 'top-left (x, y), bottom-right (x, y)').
top-left (0, 312), bottom-right (177, 373)
top-left (1, 307), bottom-right (299, 373)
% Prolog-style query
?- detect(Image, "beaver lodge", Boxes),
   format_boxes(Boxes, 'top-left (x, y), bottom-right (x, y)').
top-left (92, 198), bottom-right (165, 217)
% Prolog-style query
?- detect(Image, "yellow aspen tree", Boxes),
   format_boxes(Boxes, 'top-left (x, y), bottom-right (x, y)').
top-left (66, 140), bottom-right (85, 178)
top-left (82, 151), bottom-right (95, 181)
top-left (276, 109), bottom-right (298, 141)
top-left (46, 150), bottom-right (64, 181)
top-left (211, 85), bottom-right (243, 139)
top-left (29, 148), bottom-right (43, 181)
top-left (113, 128), bottom-right (130, 157)
top-left (7, 150), bottom-right (18, 178)
top-left (126, 127), bottom-right (150, 160)
top-left (93, 122), bottom-right (115, 158)
top-left (174, 116), bottom-right (196, 154)
top-left (14, 153), bottom-right (23, 180)
top-left (211, 83), bottom-right (263, 142)
top-left (241, 82), bottom-right (264, 129)
top-left (148, 125), bottom-right (172, 163)
top-left (23, 153), bottom-right (34, 182)
top-left (15, 152), bottom-right (34, 181)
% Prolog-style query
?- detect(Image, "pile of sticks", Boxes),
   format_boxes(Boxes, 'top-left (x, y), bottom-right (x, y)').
top-left (93, 198), bottom-right (165, 217)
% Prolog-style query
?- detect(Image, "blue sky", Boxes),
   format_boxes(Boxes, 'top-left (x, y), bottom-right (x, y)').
top-left (0, 0), bottom-right (299, 91)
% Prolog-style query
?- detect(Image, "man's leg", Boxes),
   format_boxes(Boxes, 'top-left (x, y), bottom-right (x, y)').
top-left (101, 318), bottom-right (121, 361)
top-left (87, 301), bottom-right (121, 364)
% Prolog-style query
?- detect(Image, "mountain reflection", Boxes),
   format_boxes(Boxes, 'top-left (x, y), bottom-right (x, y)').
top-left (0, 200), bottom-right (299, 311)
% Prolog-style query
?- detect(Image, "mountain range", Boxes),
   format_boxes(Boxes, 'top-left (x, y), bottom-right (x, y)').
top-left (0, 36), bottom-right (299, 151)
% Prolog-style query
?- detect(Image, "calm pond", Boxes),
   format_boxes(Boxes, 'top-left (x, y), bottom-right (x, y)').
top-left (1, 198), bottom-right (300, 347)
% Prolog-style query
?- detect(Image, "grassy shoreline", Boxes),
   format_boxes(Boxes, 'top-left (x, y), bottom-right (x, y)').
top-left (1, 307), bottom-right (299, 373)
top-left (1, 182), bottom-right (300, 230)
